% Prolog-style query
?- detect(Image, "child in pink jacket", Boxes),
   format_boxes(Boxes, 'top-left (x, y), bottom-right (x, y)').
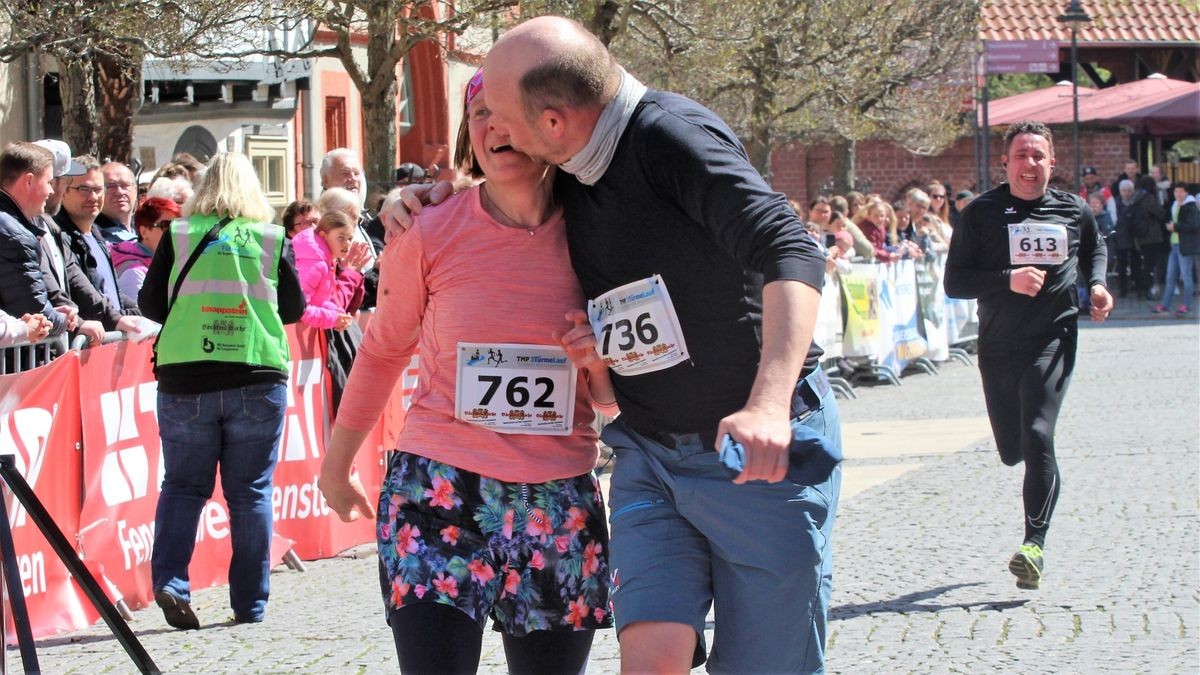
top-left (291, 210), bottom-right (368, 331)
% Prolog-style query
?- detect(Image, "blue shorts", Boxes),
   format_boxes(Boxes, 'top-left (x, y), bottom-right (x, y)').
top-left (602, 374), bottom-right (841, 674)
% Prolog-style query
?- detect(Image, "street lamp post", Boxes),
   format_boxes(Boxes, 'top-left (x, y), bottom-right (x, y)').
top-left (1058, 0), bottom-right (1092, 193)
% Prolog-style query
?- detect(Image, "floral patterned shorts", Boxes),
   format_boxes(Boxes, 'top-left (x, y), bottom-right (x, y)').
top-left (376, 451), bottom-right (614, 636)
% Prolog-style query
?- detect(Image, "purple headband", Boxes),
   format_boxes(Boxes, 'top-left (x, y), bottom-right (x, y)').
top-left (465, 70), bottom-right (484, 109)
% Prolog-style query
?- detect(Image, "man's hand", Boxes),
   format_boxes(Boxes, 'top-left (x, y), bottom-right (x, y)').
top-left (77, 319), bottom-right (105, 345)
top-left (552, 309), bottom-right (601, 369)
top-left (716, 406), bottom-right (791, 484)
top-left (317, 470), bottom-right (376, 523)
top-left (53, 305), bottom-right (79, 331)
top-left (115, 315), bottom-right (141, 333)
top-left (379, 180), bottom-right (455, 243)
top-left (21, 314), bottom-right (51, 342)
top-left (1089, 284), bottom-right (1114, 322)
top-left (1009, 266), bottom-right (1046, 297)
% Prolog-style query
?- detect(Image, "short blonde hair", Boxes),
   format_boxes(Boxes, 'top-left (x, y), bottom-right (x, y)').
top-left (317, 187), bottom-right (360, 221)
top-left (184, 153), bottom-right (274, 223)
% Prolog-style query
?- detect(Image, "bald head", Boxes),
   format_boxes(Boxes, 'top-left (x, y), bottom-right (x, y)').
top-left (488, 16), bottom-right (619, 121)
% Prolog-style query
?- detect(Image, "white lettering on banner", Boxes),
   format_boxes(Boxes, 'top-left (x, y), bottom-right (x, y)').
top-left (100, 383), bottom-right (158, 446)
top-left (1, 406), bottom-right (53, 529)
top-left (100, 447), bottom-right (151, 506)
top-left (271, 474), bottom-right (333, 522)
top-left (117, 519), bottom-right (155, 570)
top-left (194, 501), bottom-right (230, 542)
top-left (98, 383), bottom-right (159, 506)
top-left (281, 358), bottom-right (326, 464)
top-left (18, 551), bottom-right (45, 596)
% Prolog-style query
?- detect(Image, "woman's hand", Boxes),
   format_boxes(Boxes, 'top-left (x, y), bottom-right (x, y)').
top-left (343, 242), bottom-right (371, 272)
top-left (334, 313), bottom-right (354, 332)
top-left (317, 469), bottom-right (375, 522)
top-left (552, 309), bottom-right (600, 369)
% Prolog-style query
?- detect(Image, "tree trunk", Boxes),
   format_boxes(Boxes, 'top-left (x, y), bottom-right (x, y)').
top-left (96, 46), bottom-right (142, 164)
top-left (58, 57), bottom-right (98, 157)
top-left (831, 138), bottom-right (855, 195)
top-left (588, 0), bottom-right (623, 46)
top-left (357, 3), bottom-right (400, 203)
top-left (361, 84), bottom-right (397, 199)
top-left (748, 104), bottom-right (773, 180)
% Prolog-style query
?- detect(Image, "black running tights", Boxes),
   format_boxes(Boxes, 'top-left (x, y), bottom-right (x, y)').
top-left (388, 603), bottom-right (595, 675)
top-left (978, 333), bottom-right (1076, 549)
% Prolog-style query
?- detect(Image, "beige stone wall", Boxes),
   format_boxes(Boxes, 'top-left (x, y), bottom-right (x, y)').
top-left (0, 57), bottom-right (30, 146)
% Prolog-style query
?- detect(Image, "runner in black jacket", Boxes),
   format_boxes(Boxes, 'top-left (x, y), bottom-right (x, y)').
top-left (945, 120), bottom-right (1112, 591)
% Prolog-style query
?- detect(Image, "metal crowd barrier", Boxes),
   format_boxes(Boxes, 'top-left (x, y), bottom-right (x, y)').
top-left (1, 334), bottom-right (67, 375)
top-left (2, 328), bottom-right (143, 376)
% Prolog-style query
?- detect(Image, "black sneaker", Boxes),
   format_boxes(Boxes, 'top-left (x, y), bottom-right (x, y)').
top-left (155, 589), bottom-right (200, 630)
top-left (1008, 543), bottom-right (1044, 590)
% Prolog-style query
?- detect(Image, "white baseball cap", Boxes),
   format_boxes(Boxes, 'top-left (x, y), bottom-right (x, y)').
top-left (32, 139), bottom-right (86, 178)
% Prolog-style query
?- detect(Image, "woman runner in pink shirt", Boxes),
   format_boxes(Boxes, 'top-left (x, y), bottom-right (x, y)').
top-left (318, 71), bottom-right (616, 674)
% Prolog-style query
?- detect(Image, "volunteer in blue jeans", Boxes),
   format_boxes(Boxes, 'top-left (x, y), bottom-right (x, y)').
top-left (140, 153), bottom-right (306, 629)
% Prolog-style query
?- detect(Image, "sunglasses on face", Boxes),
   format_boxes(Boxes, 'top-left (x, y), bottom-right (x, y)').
top-left (930, 193), bottom-right (946, 199)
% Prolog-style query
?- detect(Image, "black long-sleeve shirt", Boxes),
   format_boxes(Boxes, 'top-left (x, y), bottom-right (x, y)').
top-left (140, 227), bottom-right (306, 394)
top-left (560, 89), bottom-right (826, 435)
top-left (944, 184), bottom-right (1107, 349)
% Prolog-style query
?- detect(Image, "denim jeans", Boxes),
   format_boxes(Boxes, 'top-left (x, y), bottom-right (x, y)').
top-left (151, 382), bottom-right (286, 621)
top-left (1161, 243), bottom-right (1194, 309)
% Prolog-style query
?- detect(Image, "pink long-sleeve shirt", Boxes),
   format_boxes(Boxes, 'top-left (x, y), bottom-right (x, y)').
top-left (336, 186), bottom-right (600, 482)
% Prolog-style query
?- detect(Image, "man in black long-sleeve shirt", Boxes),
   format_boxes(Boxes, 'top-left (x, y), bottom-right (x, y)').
top-left (381, 19), bottom-right (839, 672)
top-left (481, 17), bottom-right (837, 675)
top-left (945, 120), bottom-right (1112, 592)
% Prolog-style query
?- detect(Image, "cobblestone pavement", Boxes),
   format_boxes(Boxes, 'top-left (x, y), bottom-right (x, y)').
top-left (23, 312), bottom-right (1199, 673)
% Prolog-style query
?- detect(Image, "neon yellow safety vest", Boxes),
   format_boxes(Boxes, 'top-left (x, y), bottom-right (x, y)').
top-left (155, 214), bottom-right (289, 370)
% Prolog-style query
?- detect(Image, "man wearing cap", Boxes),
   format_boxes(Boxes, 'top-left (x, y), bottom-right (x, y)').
top-left (953, 190), bottom-right (975, 227)
top-left (30, 139), bottom-right (106, 344)
top-left (1079, 166), bottom-right (1108, 202)
top-left (0, 142), bottom-right (69, 338)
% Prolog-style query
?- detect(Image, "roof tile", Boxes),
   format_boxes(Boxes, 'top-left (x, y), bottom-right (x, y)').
top-left (980, 0), bottom-right (1200, 44)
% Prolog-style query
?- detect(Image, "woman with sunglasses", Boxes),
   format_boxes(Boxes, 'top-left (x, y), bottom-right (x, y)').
top-left (927, 181), bottom-right (952, 225)
top-left (111, 197), bottom-right (181, 304)
top-left (319, 71), bottom-right (616, 674)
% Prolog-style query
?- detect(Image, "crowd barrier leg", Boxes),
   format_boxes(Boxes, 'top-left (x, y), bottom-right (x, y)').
top-left (947, 347), bottom-right (974, 366)
top-left (905, 357), bottom-right (940, 376)
top-left (855, 363), bottom-right (901, 386)
top-left (0, 455), bottom-right (159, 674)
top-left (283, 549), bottom-right (307, 573)
top-left (829, 376), bottom-right (857, 399)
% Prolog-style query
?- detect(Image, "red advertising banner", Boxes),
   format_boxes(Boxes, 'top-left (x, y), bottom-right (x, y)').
top-left (270, 326), bottom-right (383, 558)
top-left (0, 354), bottom-right (98, 640)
